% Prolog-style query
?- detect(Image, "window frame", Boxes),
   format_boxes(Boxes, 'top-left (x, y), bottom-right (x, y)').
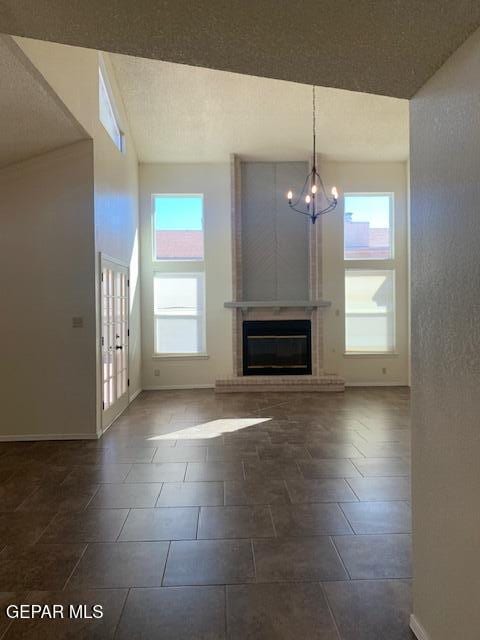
top-left (343, 192), bottom-right (397, 356)
top-left (98, 57), bottom-right (124, 153)
top-left (153, 271), bottom-right (206, 357)
top-left (343, 192), bottom-right (395, 261)
top-left (345, 268), bottom-right (396, 355)
top-left (151, 193), bottom-right (207, 358)
top-left (151, 193), bottom-right (205, 263)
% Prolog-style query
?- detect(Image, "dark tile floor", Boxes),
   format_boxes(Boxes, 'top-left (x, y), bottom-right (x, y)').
top-left (0, 388), bottom-right (414, 639)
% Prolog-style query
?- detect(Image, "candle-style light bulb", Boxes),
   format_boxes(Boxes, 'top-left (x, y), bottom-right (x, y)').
top-left (311, 184), bottom-right (317, 194)
top-left (331, 186), bottom-right (338, 200)
top-left (287, 190), bottom-right (293, 203)
top-left (305, 194), bottom-right (311, 207)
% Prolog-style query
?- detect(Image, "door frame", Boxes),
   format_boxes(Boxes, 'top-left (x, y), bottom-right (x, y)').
top-left (99, 253), bottom-right (130, 432)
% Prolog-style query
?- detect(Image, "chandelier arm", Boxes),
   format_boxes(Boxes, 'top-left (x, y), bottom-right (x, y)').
top-left (313, 169), bottom-right (330, 199)
top-left (288, 203), bottom-right (314, 218)
top-left (317, 201), bottom-right (337, 215)
top-left (290, 171), bottom-right (311, 207)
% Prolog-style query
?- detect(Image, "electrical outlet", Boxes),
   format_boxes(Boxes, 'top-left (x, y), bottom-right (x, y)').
top-left (382, 367), bottom-right (387, 375)
top-left (154, 369), bottom-right (160, 377)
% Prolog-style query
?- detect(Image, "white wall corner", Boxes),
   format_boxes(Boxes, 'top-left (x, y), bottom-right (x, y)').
top-left (410, 614), bottom-right (430, 640)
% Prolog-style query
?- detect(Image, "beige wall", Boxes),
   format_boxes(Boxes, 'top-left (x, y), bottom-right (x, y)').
top-left (410, 27), bottom-right (480, 640)
top-left (0, 141), bottom-right (97, 438)
top-left (140, 163), bottom-right (233, 388)
top-left (16, 37), bottom-right (141, 432)
top-left (140, 160), bottom-right (408, 387)
top-left (322, 161), bottom-right (410, 386)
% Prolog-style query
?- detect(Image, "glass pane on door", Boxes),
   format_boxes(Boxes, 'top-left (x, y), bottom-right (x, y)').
top-left (101, 260), bottom-right (129, 427)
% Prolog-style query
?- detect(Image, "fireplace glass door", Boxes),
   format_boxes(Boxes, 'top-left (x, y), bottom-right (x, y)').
top-left (243, 320), bottom-right (312, 376)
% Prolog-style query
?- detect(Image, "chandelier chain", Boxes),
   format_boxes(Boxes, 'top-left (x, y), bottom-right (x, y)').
top-left (286, 84), bottom-right (338, 224)
top-left (312, 86), bottom-right (316, 163)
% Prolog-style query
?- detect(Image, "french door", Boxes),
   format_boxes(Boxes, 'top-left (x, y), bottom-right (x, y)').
top-left (101, 256), bottom-right (129, 430)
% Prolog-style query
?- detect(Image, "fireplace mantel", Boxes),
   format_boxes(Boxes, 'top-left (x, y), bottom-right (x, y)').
top-left (224, 300), bottom-right (331, 313)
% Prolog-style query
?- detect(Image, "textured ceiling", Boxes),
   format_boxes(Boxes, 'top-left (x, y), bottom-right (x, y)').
top-left (111, 54), bottom-right (408, 163)
top-left (1, 1), bottom-right (480, 98)
top-left (0, 36), bottom-right (86, 169)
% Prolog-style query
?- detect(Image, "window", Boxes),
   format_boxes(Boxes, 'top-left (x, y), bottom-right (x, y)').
top-left (344, 193), bottom-right (396, 354)
top-left (152, 195), bottom-right (206, 356)
top-left (345, 270), bottom-right (395, 353)
top-left (154, 273), bottom-right (205, 354)
top-left (154, 195), bottom-right (204, 260)
top-left (99, 63), bottom-right (123, 152)
top-left (344, 194), bottom-right (392, 259)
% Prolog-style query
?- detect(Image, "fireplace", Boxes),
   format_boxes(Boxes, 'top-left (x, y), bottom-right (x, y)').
top-left (243, 320), bottom-right (312, 376)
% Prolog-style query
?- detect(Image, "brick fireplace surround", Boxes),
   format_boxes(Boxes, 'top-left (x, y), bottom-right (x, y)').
top-left (215, 156), bottom-right (345, 393)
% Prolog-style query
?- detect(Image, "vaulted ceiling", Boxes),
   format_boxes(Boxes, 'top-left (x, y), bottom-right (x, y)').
top-left (0, 36), bottom-right (86, 169)
top-left (111, 54), bottom-right (408, 163)
top-left (1, 1), bottom-right (480, 98)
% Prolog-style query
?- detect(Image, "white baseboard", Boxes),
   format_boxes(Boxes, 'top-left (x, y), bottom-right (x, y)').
top-left (346, 382), bottom-right (410, 387)
top-left (129, 388), bottom-right (142, 402)
top-left (146, 382), bottom-right (407, 390)
top-left (143, 384), bottom-right (214, 390)
top-left (410, 614), bottom-right (430, 640)
top-left (99, 387), bottom-right (144, 437)
top-left (0, 432), bottom-right (98, 442)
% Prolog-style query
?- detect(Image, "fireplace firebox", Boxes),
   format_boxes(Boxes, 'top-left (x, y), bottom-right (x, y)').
top-left (242, 320), bottom-right (312, 376)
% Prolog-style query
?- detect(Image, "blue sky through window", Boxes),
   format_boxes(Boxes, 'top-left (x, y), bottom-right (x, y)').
top-left (154, 196), bottom-right (203, 231)
top-left (344, 195), bottom-right (390, 228)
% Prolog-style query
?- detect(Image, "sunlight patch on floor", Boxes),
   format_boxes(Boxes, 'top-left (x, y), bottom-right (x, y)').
top-left (146, 417), bottom-right (272, 441)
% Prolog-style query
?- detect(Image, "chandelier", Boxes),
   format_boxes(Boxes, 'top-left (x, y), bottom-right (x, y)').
top-left (287, 86), bottom-right (338, 224)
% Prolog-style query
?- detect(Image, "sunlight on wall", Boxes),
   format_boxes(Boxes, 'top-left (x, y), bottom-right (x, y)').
top-left (129, 229), bottom-right (139, 313)
top-left (147, 417), bottom-right (271, 440)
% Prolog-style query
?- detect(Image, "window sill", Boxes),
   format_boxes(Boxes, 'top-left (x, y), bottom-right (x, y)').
top-left (152, 353), bottom-right (209, 361)
top-left (343, 352), bottom-right (399, 358)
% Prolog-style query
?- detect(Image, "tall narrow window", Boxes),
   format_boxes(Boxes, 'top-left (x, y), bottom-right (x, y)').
top-left (154, 195), bottom-right (204, 260)
top-left (153, 195), bottom-right (206, 356)
top-left (154, 273), bottom-right (205, 354)
top-left (344, 194), bottom-right (393, 260)
top-left (99, 64), bottom-right (123, 152)
top-left (345, 270), bottom-right (395, 353)
top-left (344, 193), bottom-right (396, 354)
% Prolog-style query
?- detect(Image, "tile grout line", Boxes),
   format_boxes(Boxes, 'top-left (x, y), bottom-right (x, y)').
top-left (330, 535), bottom-right (352, 581)
top-left (111, 587), bottom-right (130, 639)
top-left (62, 542), bottom-right (89, 591)
top-left (250, 539), bottom-right (257, 582)
top-left (154, 482), bottom-right (164, 507)
top-left (224, 584), bottom-right (228, 640)
top-left (337, 502), bottom-right (356, 535)
top-left (320, 581), bottom-right (343, 640)
top-left (84, 483), bottom-right (101, 509)
top-left (267, 504), bottom-right (277, 538)
top-left (195, 506), bottom-right (201, 539)
top-left (282, 477), bottom-right (293, 504)
top-left (345, 478), bottom-right (362, 502)
top-left (160, 541), bottom-right (172, 586)
top-left (115, 507), bottom-right (131, 541)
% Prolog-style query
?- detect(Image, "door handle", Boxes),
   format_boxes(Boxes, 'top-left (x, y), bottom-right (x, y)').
top-left (115, 345), bottom-right (123, 350)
